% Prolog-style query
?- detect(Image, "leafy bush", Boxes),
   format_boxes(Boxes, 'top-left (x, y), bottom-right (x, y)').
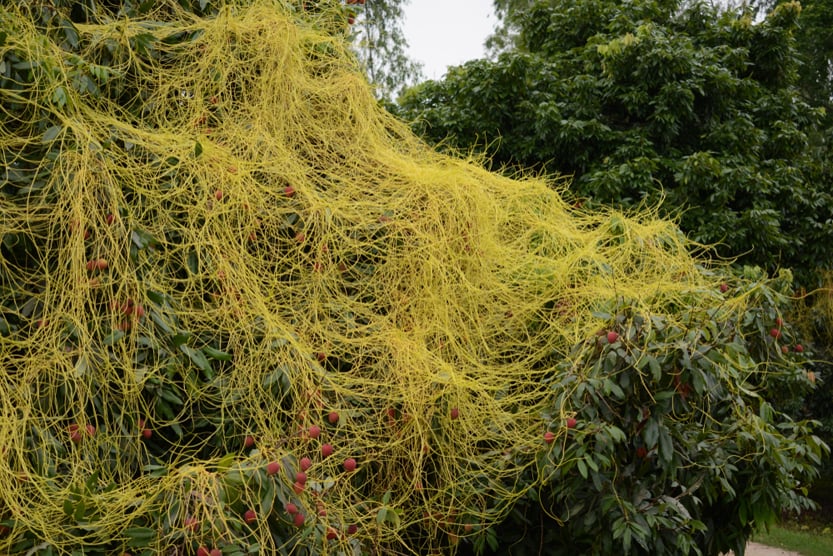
top-left (459, 271), bottom-right (827, 556)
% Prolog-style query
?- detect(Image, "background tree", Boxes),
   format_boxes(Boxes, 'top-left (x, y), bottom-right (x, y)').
top-left (397, 0), bottom-right (833, 287)
top-left (761, 0), bottom-right (833, 115)
top-left (352, 0), bottom-right (423, 100)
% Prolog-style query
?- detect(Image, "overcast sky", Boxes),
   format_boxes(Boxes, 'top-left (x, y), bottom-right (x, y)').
top-left (401, 0), bottom-right (497, 81)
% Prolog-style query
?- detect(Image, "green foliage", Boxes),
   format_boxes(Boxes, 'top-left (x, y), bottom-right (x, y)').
top-left (397, 0), bottom-right (833, 287)
top-left (458, 272), bottom-right (828, 556)
top-left (767, 0), bottom-right (833, 115)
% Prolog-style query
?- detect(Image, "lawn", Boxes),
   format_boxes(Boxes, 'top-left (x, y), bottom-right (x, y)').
top-left (754, 524), bottom-right (833, 556)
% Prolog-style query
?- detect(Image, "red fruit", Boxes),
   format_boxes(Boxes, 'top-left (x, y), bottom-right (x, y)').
top-left (293, 481), bottom-right (305, 494)
top-left (295, 471), bottom-right (307, 485)
top-left (346, 524), bottom-right (358, 535)
top-left (308, 425), bottom-right (321, 439)
top-left (209, 549), bottom-right (222, 556)
top-left (86, 424), bottom-right (96, 436)
top-left (317, 352), bottom-right (326, 362)
top-left (285, 503), bottom-right (299, 515)
top-left (719, 282), bottom-right (728, 293)
top-left (464, 523), bottom-right (473, 533)
top-left (106, 213), bottom-right (115, 225)
top-left (244, 509), bottom-right (257, 524)
top-left (284, 185), bottom-right (296, 197)
top-left (347, 15), bottom-right (355, 24)
top-left (138, 418), bottom-right (145, 429)
top-left (70, 430), bottom-right (82, 444)
top-left (636, 446), bottom-right (648, 459)
top-left (244, 435), bottom-right (255, 448)
top-left (295, 232), bottom-right (305, 243)
top-left (214, 190), bottom-right (223, 201)
top-left (299, 457), bottom-right (312, 471)
top-left (86, 260), bottom-right (96, 271)
top-left (266, 461), bottom-right (280, 476)
top-left (293, 513), bottom-right (305, 527)
top-left (606, 331), bottom-right (619, 344)
top-left (566, 418), bottom-right (577, 429)
top-left (543, 431), bottom-right (555, 444)
top-left (142, 428), bottom-right (153, 440)
top-left (196, 547), bottom-right (210, 556)
top-left (134, 305), bottom-right (145, 318)
top-left (343, 458), bottom-right (357, 472)
top-left (781, 345), bottom-right (790, 354)
top-left (326, 527), bottom-right (338, 540)
top-left (96, 258), bottom-right (108, 271)
top-left (795, 344), bottom-right (804, 353)
top-left (328, 411), bottom-right (339, 424)
top-left (184, 517), bottom-right (199, 532)
top-left (450, 407), bottom-right (459, 420)
top-left (770, 328), bottom-right (782, 339)
top-left (775, 317), bottom-right (784, 327)
top-left (321, 443), bottom-right (334, 458)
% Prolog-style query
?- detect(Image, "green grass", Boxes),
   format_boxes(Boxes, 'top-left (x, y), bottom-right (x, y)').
top-left (753, 524), bottom-right (833, 556)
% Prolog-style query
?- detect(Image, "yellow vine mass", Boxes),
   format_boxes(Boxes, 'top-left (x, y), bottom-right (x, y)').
top-left (0, 1), bottom-right (733, 553)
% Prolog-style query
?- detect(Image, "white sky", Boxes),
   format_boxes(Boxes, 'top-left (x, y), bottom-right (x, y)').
top-left (402, 0), bottom-right (497, 81)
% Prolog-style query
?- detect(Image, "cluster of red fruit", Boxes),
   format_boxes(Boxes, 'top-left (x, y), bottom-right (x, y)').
top-left (68, 423), bottom-right (95, 444)
top-left (543, 417), bottom-right (578, 444)
top-left (769, 316), bottom-right (804, 353)
top-left (258, 411), bottom-right (359, 536)
top-left (85, 258), bottom-right (109, 272)
top-left (137, 418), bottom-right (152, 440)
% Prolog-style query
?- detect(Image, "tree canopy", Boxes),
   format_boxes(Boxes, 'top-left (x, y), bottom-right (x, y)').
top-left (398, 0), bottom-right (833, 286)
